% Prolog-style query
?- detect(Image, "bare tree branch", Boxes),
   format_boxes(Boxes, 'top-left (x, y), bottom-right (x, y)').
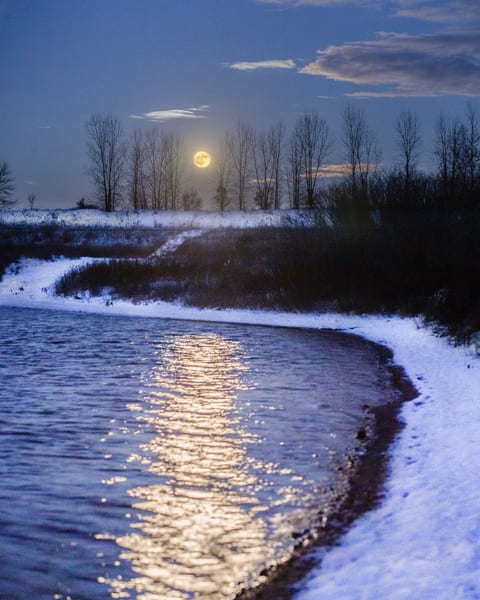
top-left (86, 114), bottom-right (126, 212)
top-left (0, 161), bottom-right (15, 207)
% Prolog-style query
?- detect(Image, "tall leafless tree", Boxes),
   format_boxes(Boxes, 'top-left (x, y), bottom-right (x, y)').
top-left (396, 110), bottom-right (421, 195)
top-left (342, 104), bottom-right (379, 210)
top-left (289, 112), bottom-right (333, 209)
top-left (214, 135), bottom-right (232, 212)
top-left (227, 121), bottom-right (254, 210)
top-left (127, 130), bottom-right (147, 210)
top-left (435, 113), bottom-right (450, 197)
top-left (465, 103), bottom-right (480, 195)
top-left (253, 130), bottom-right (274, 210)
top-left (252, 122), bottom-right (285, 210)
top-left (162, 132), bottom-right (184, 210)
top-left (271, 121), bottom-right (285, 209)
top-left (143, 129), bottom-right (184, 210)
top-left (144, 128), bottom-right (164, 210)
top-left (86, 114), bottom-right (126, 212)
top-left (0, 161), bottom-right (15, 207)
top-left (288, 126), bottom-right (303, 209)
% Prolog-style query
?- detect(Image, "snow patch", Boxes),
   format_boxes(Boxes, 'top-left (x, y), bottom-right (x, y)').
top-left (149, 229), bottom-right (203, 257)
top-left (0, 208), bottom-right (317, 229)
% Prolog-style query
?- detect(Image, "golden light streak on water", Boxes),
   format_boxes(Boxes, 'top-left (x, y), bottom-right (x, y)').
top-left (107, 334), bottom-right (279, 599)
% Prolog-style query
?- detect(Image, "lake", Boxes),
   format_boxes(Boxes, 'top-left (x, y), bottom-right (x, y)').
top-left (0, 307), bottom-right (394, 599)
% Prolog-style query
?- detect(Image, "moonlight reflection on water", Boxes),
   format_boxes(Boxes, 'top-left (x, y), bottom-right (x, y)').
top-left (108, 333), bottom-right (278, 598)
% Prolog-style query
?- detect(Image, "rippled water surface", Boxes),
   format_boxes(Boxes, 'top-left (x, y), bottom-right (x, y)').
top-left (0, 307), bottom-right (390, 599)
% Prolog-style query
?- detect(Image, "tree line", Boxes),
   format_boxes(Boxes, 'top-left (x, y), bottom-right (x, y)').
top-left (84, 103), bottom-right (479, 214)
top-left (1, 103), bottom-right (478, 213)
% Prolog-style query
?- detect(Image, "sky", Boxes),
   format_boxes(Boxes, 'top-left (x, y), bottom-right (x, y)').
top-left (0, 0), bottom-right (479, 208)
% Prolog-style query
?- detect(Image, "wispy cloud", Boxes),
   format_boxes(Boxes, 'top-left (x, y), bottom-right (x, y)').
top-left (394, 0), bottom-right (480, 23)
top-left (300, 31), bottom-right (480, 97)
top-left (256, 0), bottom-right (366, 6)
top-left (256, 0), bottom-right (480, 24)
top-left (228, 59), bottom-right (296, 71)
top-left (129, 106), bottom-right (209, 122)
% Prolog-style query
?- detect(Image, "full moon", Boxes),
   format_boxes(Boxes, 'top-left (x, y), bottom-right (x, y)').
top-left (193, 151), bottom-right (211, 169)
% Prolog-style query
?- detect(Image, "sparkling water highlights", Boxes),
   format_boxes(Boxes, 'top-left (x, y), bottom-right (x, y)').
top-left (0, 308), bottom-right (391, 599)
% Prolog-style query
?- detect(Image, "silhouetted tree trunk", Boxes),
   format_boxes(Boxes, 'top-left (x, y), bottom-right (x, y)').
top-left (214, 136), bottom-right (231, 211)
top-left (435, 114), bottom-right (450, 204)
top-left (253, 122), bottom-right (285, 210)
top-left (227, 121), bottom-right (253, 210)
top-left (396, 109), bottom-right (421, 203)
top-left (342, 105), bottom-right (379, 217)
top-left (465, 104), bottom-right (480, 198)
top-left (144, 128), bottom-right (165, 210)
top-left (293, 112), bottom-right (333, 209)
top-left (288, 126), bottom-right (303, 209)
top-left (86, 114), bottom-right (126, 212)
top-left (0, 161), bottom-right (15, 207)
top-left (253, 129), bottom-right (274, 210)
top-left (128, 130), bottom-right (147, 210)
top-left (162, 133), bottom-right (184, 210)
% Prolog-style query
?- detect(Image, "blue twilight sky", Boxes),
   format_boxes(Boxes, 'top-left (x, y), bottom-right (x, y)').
top-left (1, 0), bottom-right (479, 208)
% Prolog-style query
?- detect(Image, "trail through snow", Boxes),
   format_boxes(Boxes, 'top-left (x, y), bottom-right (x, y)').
top-left (149, 229), bottom-right (203, 257)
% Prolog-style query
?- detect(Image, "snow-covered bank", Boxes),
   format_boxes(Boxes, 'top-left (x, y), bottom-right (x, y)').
top-left (1, 258), bottom-right (480, 599)
top-left (0, 208), bottom-right (317, 229)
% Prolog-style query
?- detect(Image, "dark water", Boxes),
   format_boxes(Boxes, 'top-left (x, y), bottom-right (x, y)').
top-left (0, 307), bottom-right (391, 599)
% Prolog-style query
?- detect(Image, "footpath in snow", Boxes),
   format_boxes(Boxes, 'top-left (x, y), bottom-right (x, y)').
top-left (1, 229), bottom-right (480, 598)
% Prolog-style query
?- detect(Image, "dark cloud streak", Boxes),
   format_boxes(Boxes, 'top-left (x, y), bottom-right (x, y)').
top-left (301, 31), bottom-right (480, 97)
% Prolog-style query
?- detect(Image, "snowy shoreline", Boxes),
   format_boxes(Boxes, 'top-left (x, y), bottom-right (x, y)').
top-left (1, 254), bottom-right (480, 598)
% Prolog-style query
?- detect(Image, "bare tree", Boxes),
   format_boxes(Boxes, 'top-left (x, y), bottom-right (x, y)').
top-left (290, 112), bottom-right (333, 209)
top-left (435, 113), bottom-right (450, 197)
top-left (342, 104), bottom-right (364, 201)
top-left (86, 114), bottom-right (126, 212)
top-left (465, 103), bottom-right (480, 195)
top-left (144, 128), bottom-right (164, 210)
top-left (0, 161), bottom-right (15, 207)
top-left (342, 104), bottom-right (379, 210)
top-left (143, 129), bottom-right (184, 210)
top-left (162, 132), bottom-right (184, 210)
top-left (128, 129), bottom-right (147, 210)
top-left (287, 126), bottom-right (303, 209)
top-left (359, 126), bottom-right (381, 199)
top-left (28, 193), bottom-right (36, 209)
top-left (253, 129), bottom-right (275, 210)
top-left (252, 122), bottom-right (285, 210)
top-left (396, 110), bottom-right (421, 198)
top-left (214, 135), bottom-right (232, 211)
top-left (271, 121), bottom-right (285, 209)
top-left (227, 121), bottom-right (254, 210)
top-left (434, 114), bottom-right (468, 202)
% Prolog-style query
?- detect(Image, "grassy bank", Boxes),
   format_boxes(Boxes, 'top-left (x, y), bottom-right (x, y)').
top-left (51, 208), bottom-right (480, 342)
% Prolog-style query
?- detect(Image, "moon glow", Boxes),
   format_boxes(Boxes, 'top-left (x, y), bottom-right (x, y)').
top-left (193, 151), bottom-right (211, 169)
